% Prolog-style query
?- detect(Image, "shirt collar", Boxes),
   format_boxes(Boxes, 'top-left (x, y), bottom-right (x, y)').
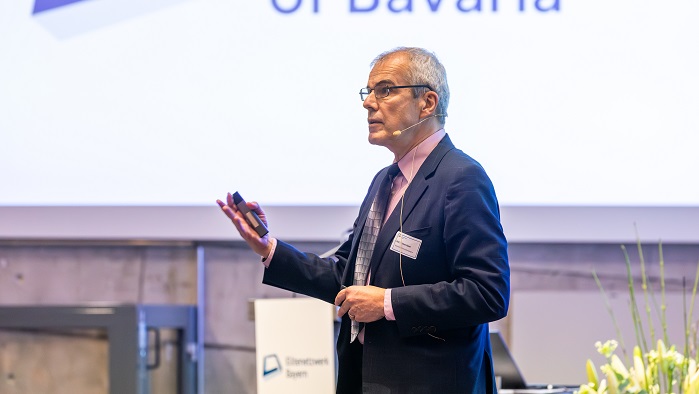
top-left (395, 128), bottom-right (446, 183)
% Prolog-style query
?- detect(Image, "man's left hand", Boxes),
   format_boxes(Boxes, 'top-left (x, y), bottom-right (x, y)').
top-left (335, 285), bottom-right (386, 323)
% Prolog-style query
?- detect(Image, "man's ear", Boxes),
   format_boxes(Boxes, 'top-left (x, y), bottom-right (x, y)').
top-left (420, 91), bottom-right (439, 117)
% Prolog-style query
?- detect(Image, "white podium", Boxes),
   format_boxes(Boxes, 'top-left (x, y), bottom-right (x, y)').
top-left (254, 298), bottom-right (336, 394)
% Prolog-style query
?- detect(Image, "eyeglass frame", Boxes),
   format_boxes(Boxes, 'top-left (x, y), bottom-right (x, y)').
top-left (359, 83), bottom-right (434, 101)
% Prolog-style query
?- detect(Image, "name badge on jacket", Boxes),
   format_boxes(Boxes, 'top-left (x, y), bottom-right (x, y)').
top-left (390, 231), bottom-right (422, 259)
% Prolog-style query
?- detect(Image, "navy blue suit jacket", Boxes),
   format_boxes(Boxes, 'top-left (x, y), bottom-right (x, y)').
top-left (263, 135), bottom-right (510, 393)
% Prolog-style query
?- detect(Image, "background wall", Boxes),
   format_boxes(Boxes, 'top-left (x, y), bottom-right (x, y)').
top-left (1, 240), bottom-right (697, 393)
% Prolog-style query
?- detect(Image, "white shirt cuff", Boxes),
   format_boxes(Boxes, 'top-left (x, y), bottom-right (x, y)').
top-left (384, 288), bottom-right (395, 321)
top-left (261, 238), bottom-right (277, 268)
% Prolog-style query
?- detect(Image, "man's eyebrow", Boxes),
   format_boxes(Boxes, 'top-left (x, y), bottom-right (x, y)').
top-left (368, 79), bottom-right (394, 88)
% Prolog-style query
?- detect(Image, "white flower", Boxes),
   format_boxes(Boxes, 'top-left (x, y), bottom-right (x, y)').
top-left (586, 359), bottom-right (600, 388)
top-left (631, 346), bottom-right (647, 388)
top-left (685, 364), bottom-right (699, 394)
top-left (596, 340), bottom-right (619, 358)
top-left (600, 364), bottom-right (619, 394)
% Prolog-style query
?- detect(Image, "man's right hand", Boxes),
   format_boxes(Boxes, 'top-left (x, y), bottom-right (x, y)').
top-left (216, 193), bottom-right (273, 258)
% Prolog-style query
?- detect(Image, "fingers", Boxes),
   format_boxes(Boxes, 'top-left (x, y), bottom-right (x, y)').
top-left (217, 193), bottom-right (273, 257)
top-left (216, 199), bottom-right (242, 224)
top-left (246, 201), bottom-right (269, 227)
top-left (226, 192), bottom-right (236, 209)
top-left (335, 288), bottom-right (349, 317)
top-left (233, 215), bottom-right (259, 242)
top-left (334, 288), bottom-right (347, 306)
top-left (335, 286), bottom-right (386, 323)
top-left (220, 193), bottom-right (268, 227)
top-left (337, 305), bottom-right (350, 319)
top-left (216, 200), bottom-right (235, 221)
top-left (217, 194), bottom-right (256, 237)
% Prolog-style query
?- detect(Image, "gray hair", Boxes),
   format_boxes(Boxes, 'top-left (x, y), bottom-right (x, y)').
top-left (371, 47), bottom-right (450, 125)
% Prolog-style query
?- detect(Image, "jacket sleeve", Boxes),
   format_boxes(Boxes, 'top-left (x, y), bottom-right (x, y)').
top-left (262, 230), bottom-right (354, 305)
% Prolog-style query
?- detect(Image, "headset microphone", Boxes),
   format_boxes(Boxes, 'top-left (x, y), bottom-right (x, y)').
top-left (392, 114), bottom-right (445, 136)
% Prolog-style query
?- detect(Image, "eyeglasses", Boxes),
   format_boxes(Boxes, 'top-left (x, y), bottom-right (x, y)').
top-left (359, 83), bottom-right (434, 101)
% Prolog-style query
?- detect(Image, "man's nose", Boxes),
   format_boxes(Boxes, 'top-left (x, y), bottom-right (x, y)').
top-left (363, 92), bottom-right (378, 110)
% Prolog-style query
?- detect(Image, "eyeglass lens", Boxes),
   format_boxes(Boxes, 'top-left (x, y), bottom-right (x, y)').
top-left (360, 84), bottom-right (390, 101)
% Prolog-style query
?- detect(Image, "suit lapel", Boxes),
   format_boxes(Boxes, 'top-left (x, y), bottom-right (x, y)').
top-left (368, 135), bottom-right (456, 280)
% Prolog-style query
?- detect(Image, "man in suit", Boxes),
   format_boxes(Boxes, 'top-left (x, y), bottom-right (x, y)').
top-left (217, 47), bottom-right (510, 393)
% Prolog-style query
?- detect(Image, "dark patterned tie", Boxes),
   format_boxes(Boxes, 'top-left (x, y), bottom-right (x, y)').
top-left (351, 163), bottom-right (401, 342)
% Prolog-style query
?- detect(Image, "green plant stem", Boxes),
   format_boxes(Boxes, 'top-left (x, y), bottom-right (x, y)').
top-left (623, 244), bottom-right (649, 356)
top-left (649, 241), bottom-right (669, 394)
top-left (679, 276), bottom-right (689, 394)
top-left (688, 260), bottom-right (699, 363)
top-left (634, 234), bottom-right (655, 394)
top-left (593, 269), bottom-right (628, 360)
top-left (636, 234), bottom-right (656, 349)
top-left (659, 242), bottom-right (669, 346)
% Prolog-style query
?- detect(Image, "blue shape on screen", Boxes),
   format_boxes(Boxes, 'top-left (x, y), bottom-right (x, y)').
top-left (33, 0), bottom-right (90, 14)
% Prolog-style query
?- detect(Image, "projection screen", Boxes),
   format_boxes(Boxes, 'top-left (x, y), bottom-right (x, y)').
top-left (1, 0), bottom-right (697, 242)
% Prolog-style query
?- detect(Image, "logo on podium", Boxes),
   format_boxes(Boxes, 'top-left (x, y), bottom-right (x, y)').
top-left (262, 354), bottom-right (282, 379)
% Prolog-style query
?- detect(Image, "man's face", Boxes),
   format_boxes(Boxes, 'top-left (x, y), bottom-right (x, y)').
top-left (363, 54), bottom-right (423, 149)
